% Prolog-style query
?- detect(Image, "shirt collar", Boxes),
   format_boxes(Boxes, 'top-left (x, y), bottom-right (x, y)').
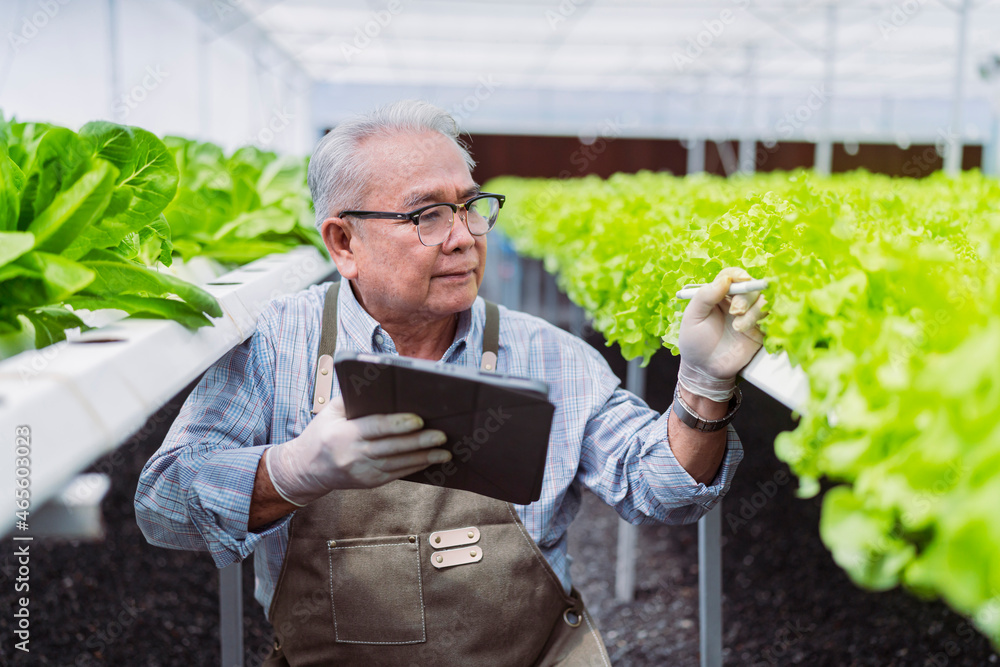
top-left (337, 278), bottom-right (476, 361)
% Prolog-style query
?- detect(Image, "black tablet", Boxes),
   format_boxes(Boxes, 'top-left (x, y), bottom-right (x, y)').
top-left (334, 352), bottom-right (555, 505)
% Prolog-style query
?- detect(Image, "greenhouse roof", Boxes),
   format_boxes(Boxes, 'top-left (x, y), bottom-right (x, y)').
top-left (239, 0), bottom-right (1000, 101)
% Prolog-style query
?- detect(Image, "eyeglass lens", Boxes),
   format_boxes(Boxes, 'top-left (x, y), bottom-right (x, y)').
top-left (416, 197), bottom-right (500, 246)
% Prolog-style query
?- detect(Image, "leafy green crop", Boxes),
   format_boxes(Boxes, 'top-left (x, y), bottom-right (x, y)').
top-left (487, 169), bottom-right (1000, 647)
top-left (0, 116), bottom-right (329, 358)
top-left (0, 116), bottom-right (222, 356)
top-left (162, 137), bottom-right (324, 264)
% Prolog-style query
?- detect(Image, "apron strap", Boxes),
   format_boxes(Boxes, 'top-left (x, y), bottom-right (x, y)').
top-left (311, 281), bottom-right (500, 413)
top-left (481, 300), bottom-right (499, 372)
top-left (311, 282), bottom-right (340, 414)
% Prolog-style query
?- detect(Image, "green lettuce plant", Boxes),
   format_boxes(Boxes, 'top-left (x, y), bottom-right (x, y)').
top-left (162, 137), bottom-right (324, 264)
top-left (0, 117), bottom-right (222, 356)
top-left (487, 169), bottom-right (1000, 647)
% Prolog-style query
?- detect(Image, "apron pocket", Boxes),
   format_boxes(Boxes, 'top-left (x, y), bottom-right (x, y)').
top-left (327, 534), bottom-right (426, 645)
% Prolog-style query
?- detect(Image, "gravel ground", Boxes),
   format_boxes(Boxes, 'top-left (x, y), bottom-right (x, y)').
top-left (1, 341), bottom-right (999, 666)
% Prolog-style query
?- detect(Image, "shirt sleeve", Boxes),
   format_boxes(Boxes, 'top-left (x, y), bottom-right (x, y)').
top-left (134, 302), bottom-right (291, 568)
top-left (573, 343), bottom-right (744, 526)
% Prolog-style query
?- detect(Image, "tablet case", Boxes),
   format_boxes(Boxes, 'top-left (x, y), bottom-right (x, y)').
top-left (335, 353), bottom-right (555, 505)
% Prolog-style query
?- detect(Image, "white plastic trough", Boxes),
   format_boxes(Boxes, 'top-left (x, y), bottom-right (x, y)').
top-left (0, 246), bottom-right (335, 536)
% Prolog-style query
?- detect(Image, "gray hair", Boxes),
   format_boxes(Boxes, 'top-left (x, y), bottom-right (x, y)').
top-left (307, 99), bottom-right (476, 229)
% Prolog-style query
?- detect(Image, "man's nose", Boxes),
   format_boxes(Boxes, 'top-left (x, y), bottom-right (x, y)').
top-left (442, 207), bottom-right (476, 251)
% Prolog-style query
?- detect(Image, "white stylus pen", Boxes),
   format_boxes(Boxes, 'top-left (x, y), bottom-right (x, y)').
top-left (675, 278), bottom-right (771, 300)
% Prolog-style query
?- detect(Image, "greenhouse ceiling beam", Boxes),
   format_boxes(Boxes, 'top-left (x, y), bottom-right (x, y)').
top-left (310, 65), bottom-right (986, 97)
top-left (313, 81), bottom-right (992, 145)
top-left (276, 34), bottom-right (967, 66)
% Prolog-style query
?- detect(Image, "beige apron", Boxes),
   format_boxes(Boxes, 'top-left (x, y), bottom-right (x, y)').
top-left (262, 284), bottom-right (612, 666)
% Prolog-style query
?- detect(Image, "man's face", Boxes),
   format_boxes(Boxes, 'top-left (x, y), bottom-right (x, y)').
top-left (324, 130), bottom-right (486, 325)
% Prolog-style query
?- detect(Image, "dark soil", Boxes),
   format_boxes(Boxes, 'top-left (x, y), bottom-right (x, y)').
top-left (1, 339), bottom-right (998, 666)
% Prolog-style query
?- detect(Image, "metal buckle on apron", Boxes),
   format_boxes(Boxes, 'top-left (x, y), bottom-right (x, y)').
top-left (430, 546), bottom-right (483, 569)
top-left (428, 526), bottom-right (480, 549)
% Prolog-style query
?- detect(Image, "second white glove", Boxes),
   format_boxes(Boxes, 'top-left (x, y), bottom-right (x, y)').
top-left (677, 267), bottom-right (767, 402)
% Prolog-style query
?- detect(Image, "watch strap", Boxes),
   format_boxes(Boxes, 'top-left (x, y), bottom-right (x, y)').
top-left (672, 384), bottom-right (742, 432)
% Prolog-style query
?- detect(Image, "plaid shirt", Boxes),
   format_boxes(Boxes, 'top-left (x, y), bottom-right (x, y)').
top-left (135, 278), bottom-right (743, 618)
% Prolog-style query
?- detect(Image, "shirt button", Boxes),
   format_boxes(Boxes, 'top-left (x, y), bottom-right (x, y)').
top-left (374, 334), bottom-right (384, 345)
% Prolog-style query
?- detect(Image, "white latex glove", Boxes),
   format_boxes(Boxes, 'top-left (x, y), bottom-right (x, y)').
top-left (677, 267), bottom-right (768, 402)
top-left (264, 397), bottom-right (451, 507)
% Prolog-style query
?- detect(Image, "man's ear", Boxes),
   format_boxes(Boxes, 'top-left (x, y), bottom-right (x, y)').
top-left (320, 217), bottom-right (359, 280)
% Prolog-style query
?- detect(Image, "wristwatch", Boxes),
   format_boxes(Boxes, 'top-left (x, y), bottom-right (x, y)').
top-left (672, 384), bottom-right (742, 432)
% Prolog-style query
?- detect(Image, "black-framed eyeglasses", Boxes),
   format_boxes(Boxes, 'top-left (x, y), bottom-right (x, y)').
top-left (339, 193), bottom-right (505, 247)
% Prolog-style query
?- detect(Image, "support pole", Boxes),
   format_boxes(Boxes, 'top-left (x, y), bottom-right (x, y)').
top-left (543, 270), bottom-right (559, 326)
top-left (501, 238), bottom-right (523, 312)
top-left (198, 23), bottom-right (212, 139)
top-left (569, 303), bottom-right (586, 339)
top-left (814, 3), bottom-right (837, 176)
top-left (220, 563), bottom-right (244, 667)
top-left (715, 140), bottom-right (740, 177)
top-left (686, 139), bottom-right (706, 175)
top-left (987, 109), bottom-right (1000, 176)
top-left (738, 139), bottom-right (757, 176)
top-left (814, 141), bottom-right (833, 177)
top-left (699, 507), bottom-right (723, 667)
top-left (615, 517), bottom-right (639, 603)
top-left (107, 0), bottom-right (122, 122)
top-left (615, 357), bottom-right (646, 602)
top-left (738, 45), bottom-right (758, 175)
top-left (524, 259), bottom-right (542, 317)
top-left (944, 0), bottom-right (971, 176)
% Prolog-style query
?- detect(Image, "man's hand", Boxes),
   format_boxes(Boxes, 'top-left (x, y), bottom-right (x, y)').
top-left (677, 267), bottom-right (768, 402)
top-left (264, 397), bottom-right (452, 507)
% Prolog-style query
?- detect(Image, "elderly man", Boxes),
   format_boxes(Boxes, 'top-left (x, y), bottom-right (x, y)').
top-left (135, 100), bottom-right (766, 666)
